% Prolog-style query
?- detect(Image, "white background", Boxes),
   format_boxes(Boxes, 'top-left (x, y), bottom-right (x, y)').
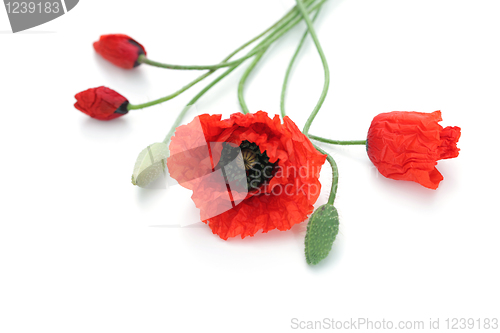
top-left (1, 0), bottom-right (499, 332)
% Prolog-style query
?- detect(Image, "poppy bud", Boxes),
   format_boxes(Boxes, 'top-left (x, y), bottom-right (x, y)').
top-left (166, 112), bottom-right (327, 239)
top-left (304, 204), bottom-right (340, 265)
top-left (367, 110), bottom-right (461, 189)
top-left (93, 34), bottom-right (146, 69)
top-left (74, 86), bottom-right (129, 121)
top-left (132, 143), bottom-right (169, 187)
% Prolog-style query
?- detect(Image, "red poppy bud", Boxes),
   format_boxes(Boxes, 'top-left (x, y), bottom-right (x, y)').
top-left (93, 34), bottom-right (146, 69)
top-left (74, 86), bottom-right (129, 121)
top-left (367, 110), bottom-right (461, 189)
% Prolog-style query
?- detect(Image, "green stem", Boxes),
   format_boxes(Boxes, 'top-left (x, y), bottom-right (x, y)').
top-left (277, 4), bottom-right (337, 206)
top-left (137, 0), bottom-right (327, 71)
top-left (309, 134), bottom-right (367, 146)
top-left (297, 0), bottom-right (330, 136)
top-left (162, 65), bottom-right (240, 144)
top-left (313, 144), bottom-right (338, 205)
top-left (127, 71), bottom-right (212, 110)
top-left (280, 8), bottom-right (322, 118)
top-left (238, 48), bottom-right (268, 114)
top-left (127, 2), bottom-right (305, 111)
top-left (223, 3), bottom-right (302, 61)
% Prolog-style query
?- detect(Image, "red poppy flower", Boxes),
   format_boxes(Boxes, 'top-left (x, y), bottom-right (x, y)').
top-left (366, 110), bottom-right (461, 189)
top-left (167, 111), bottom-right (327, 240)
top-left (74, 86), bottom-right (129, 121)
top-left (93, 34), bottom-right (146, 69)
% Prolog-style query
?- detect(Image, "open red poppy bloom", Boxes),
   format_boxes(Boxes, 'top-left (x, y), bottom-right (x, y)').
top-left (74, 86), bottom-right (129, 121)
top-left (167, 111), bottom-right (327, 240)
top-left (93, 34), bottom-right (146, 69)
top-left (367, 110), bottom-right (461, 189)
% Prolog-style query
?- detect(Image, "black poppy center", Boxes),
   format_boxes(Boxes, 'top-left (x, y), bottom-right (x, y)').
top-left (216, 140), bottom-right (276, 191)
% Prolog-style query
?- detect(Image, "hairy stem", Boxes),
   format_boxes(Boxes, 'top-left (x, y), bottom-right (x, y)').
top-left (238, 48), bottom-right (268, 114)
top-left (162, 65), bottom-right (240, 144)
top-left (313, 144), bottom-right (338, 205)
top-left (296, 0), bottom-right (330, 136)
top-left (127, 1), bottom-right (309, 111)
top-left (309, 134), bottom-right (367, 146)
top-left (280, 8), bottom-right (322, 118)
top-left (137, 0), bottom-right (327, 71)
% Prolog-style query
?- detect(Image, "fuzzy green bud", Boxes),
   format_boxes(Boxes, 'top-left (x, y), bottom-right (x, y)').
top-left (304, 204), bottom-right (339, 265)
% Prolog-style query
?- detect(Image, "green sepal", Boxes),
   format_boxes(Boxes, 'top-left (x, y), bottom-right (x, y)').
top-left (304, 204), bottom-right (339, 265)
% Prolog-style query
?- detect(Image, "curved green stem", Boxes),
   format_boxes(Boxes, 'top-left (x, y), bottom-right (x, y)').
top-left (296, 0), bottom-right (330, 136)
top-left (309, 134), bottom-right (367, 146)
top-left (223, 2), bottom-right (303, 61)
top-left (162, 65), bottom-right (240, 144)
top-left (313, 144), bottom-right (338, 205)
top-left (280, 8), bottom-right (322, 118)
top-left (137, 0), bottom-right (327, 71)
top-left (127, 71), bottom-right (213, 110)
top-left (158, 1), bottom-right (325, 146)
top-left (238, 48), bottom-right (268, 114)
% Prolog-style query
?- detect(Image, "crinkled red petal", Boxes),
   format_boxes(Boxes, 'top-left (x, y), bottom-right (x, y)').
top-left (167, 111), bottom-right (326, 239)
top-left (367, 110), bottom-right (461, 189)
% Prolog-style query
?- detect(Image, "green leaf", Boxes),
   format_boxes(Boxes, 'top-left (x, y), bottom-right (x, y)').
top-left (304, 204), bottom-right (339, 265)
top-left (131, 142), bottom-right (169, 187)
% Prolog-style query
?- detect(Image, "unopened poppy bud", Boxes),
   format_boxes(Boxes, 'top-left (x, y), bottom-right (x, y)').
top-left (304, 204), bottom-right (339, 265)
top-left (132, 143), bottom-right (170, 187)
top-left (366, 110), bottom-right (461, 189)
top-left (74, 86), bottom-right (129, 121)
top-left (93, 34), bottom-right (146, 69)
